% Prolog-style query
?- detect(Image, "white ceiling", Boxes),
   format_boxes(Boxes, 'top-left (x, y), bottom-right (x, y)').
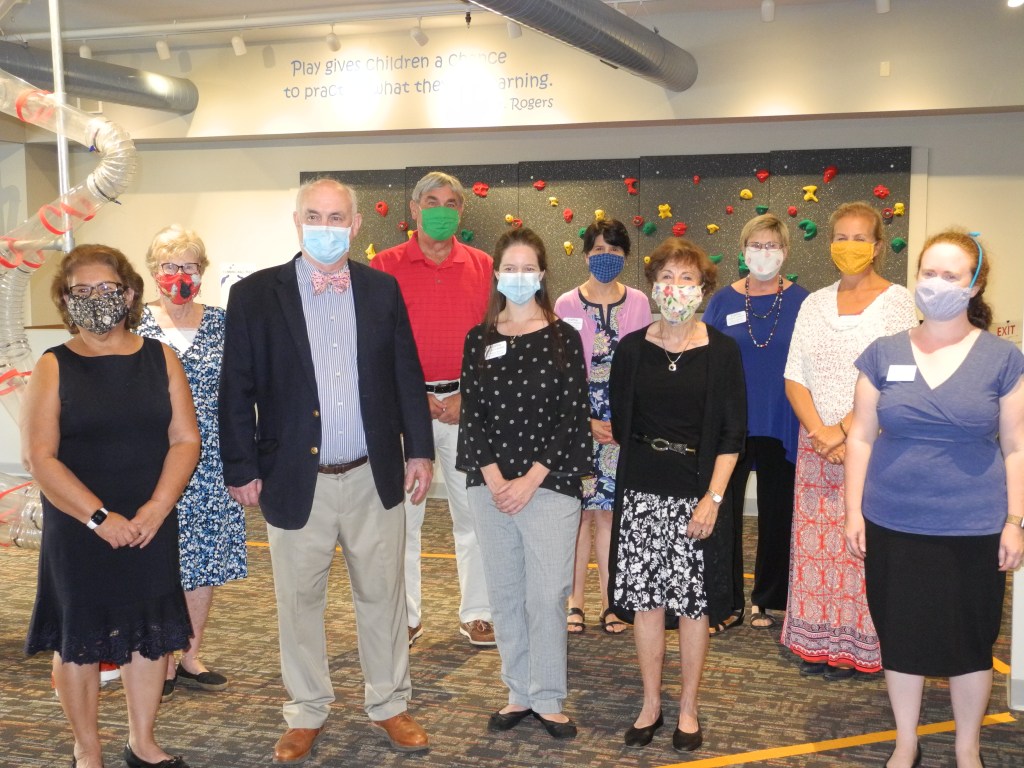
top-left (0, 0), bottom-right (847, 56)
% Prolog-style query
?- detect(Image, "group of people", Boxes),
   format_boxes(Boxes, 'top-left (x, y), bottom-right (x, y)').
top-left (20, 170), bottom-right (1021, 768)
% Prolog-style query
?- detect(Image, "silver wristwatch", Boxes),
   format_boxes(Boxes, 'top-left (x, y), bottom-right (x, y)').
top-left (707, 490), bottom-right (723, 504)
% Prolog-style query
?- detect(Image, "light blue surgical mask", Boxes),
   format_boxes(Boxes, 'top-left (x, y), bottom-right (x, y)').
top-left (497, 272), bottom-right (542, 305)
top-left (302, 224), bottom-right (351, 265)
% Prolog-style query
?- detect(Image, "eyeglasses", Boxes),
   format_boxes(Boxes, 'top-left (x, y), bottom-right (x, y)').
top-left (67, 281), bottom-right (124, 299)
top-left (159, 262), bottom-right (201, 275)
top-left (746, 242), bottom-right (784, 253)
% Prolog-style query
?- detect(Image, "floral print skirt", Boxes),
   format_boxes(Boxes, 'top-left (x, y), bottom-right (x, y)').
top-left (612, 489), bottom-right (706, 620)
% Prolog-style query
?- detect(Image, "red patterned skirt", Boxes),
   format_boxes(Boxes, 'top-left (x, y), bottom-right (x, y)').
top-left (779, 428), bottom-right (881, 673)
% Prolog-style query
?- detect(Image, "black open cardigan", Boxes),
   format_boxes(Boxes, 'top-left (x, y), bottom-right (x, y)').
top-left (606, 323), bottom-right (747, 629)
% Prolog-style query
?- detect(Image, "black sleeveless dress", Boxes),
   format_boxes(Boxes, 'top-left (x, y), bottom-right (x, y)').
top-left (25, 337), bottom-right (193, 664)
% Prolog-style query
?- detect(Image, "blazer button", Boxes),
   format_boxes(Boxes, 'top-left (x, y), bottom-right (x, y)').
top-left (313, 409), bottom-right (320, 418)
top-left (310, 447), bottom-right (319, 455)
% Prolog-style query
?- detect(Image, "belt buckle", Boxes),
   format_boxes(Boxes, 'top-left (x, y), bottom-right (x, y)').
top-left (650, 438), bottom-right (670, 452)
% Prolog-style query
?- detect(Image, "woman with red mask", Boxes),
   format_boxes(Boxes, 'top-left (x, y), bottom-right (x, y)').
top-left (137, 225), bottom-right (248, 701)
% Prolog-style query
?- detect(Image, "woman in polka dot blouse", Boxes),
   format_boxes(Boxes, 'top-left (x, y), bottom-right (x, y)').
top-left (457, 228), bottom-right (591, 740)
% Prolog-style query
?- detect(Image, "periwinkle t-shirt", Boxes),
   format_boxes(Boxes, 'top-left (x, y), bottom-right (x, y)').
top-left (855, 330), bottom-right (1024, 536)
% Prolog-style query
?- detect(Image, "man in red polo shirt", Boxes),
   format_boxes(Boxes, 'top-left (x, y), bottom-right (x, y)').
top-left (371, 171), bottom-right (495, 647)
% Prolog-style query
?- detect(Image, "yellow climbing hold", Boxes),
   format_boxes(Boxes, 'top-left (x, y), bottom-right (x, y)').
top-left (802, 185), bottom-right (819, 202)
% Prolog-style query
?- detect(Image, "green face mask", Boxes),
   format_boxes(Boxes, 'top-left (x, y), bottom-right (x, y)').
top-left (419, 205), bottom-right (460, 241)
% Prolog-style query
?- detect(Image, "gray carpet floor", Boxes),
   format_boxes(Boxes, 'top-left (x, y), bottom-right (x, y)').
top-left (1, 502), bottom-right (1022, 767)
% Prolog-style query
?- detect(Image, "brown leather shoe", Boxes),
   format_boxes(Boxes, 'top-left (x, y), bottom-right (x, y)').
top-left (371, 712), bottom-right (429, 752)
top-left (460, 620), bottom-right (496, 646)
top-left (272, 727), bottom-right (324, 764)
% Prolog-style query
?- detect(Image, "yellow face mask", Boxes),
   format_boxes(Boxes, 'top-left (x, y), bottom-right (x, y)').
top-left (830, 240), bottom-right (876, 275)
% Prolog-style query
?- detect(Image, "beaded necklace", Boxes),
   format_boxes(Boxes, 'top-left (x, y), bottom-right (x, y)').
top-left (744, 276), bottom-right (784, 349)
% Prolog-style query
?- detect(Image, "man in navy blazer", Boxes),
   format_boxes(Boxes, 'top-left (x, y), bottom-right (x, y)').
top-left (219, 178), bottom-right (434, 761)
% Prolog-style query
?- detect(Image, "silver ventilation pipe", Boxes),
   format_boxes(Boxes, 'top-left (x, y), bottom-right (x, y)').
top-left (467, 0), bottom-right (697, 92)
top-left (0, 40), bottom-right (198, 114)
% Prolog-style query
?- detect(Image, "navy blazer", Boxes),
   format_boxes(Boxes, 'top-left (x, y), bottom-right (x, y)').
top-left (218, 254), bottom-right (434, 530)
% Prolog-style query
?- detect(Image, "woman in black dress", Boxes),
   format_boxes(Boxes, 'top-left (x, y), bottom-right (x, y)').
top-left (607, 238), bottom-right (746, 752)
top-left (22, 245), bottom-right (200, 768)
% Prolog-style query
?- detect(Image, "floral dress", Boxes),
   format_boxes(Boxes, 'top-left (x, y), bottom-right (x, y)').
top-left (582, 298), bottom-right (624, 510)
top-left (137, 306), bottom-right (248, 591)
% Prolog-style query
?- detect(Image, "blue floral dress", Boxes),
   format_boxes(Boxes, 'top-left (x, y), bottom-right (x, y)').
top-left (137, 305), bottom-right (247, 591)
top-left (581, 296), bottom-right (624, 511)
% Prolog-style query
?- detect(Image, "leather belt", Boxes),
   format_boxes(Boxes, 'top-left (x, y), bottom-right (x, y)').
top-left (425, 380), bottom-right (460, 394)
top-left (318, 456), bottom-right (368, 475)
top-left (633, 433), bottom-right (696, 455)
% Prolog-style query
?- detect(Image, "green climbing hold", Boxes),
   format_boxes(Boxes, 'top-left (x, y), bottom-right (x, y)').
top-left (710, 253), bottom-right (723, 264)
top-left (798, 219), bottom-right (818, 240)
top-left (891, 237), bottom-right (907, 253)
top-left (642, 221), bottom-right (657, 236)
top-left (578, 227), bottom-right (587, 239)
top-left (756, 205), bottom-right (769, 215)
top-left (786, 273), bottom-right (799, 283)
top-left (459, 229), bottom-right (474, 242)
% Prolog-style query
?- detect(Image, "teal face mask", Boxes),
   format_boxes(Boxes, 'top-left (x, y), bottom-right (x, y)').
top-left (419, 206), bottom-right (460, 242)
top-left (302, 225), bottom-right (350, 265)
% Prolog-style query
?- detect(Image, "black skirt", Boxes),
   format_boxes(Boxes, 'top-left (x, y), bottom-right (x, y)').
top-left (863, 519), bottom-right (1005, 677)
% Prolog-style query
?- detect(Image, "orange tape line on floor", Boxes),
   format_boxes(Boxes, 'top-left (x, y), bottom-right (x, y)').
top-left (653, 713), bottom-right (1016, 768)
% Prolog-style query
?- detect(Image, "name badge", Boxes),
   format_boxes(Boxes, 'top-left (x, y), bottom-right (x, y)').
top-left (564, 317), bottom-right (584, 331)
top-left (726, 310), bottom-right (746, 326)
top-left (886, 364), bottom-right (917, 382)
top-left (485, 341), bottom-right (507, 360)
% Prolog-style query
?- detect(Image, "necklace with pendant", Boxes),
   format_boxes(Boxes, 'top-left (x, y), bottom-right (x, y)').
top-left (660, 319), bottom-right (697, 372)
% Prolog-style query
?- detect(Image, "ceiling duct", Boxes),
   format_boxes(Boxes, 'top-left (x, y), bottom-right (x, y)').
top-left (0, 41), bottom-right (199, 114)
top-left (467, 0), bottom-right (697, 92)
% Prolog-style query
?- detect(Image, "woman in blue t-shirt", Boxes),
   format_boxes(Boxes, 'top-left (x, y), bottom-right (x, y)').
top-left (845, 229), bottom-right (1024, 768)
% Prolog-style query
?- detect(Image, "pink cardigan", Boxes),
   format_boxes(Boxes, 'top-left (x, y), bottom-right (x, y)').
top-left (554, 286), bottom-right (653, 376)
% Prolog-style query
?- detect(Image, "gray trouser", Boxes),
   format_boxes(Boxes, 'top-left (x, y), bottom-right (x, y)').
top-left (469, 485), bottom-right (580, 714)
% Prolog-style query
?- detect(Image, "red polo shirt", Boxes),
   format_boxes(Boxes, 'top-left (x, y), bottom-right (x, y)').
top-left (372, 232), bottom-right (493, 382)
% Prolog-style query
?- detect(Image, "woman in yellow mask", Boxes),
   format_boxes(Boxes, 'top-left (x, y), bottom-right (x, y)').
top-left (780, 202), bottom-right (917, 682)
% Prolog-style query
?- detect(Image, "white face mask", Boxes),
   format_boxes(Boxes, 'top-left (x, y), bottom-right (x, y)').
top-left (744, 246), bottom-right (784, 282)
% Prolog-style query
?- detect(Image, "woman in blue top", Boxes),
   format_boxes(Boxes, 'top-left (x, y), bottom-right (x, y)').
top-left (845, 229), bottom-right (1024, 768)
top-left (703, 213), bottom-right (808, 631)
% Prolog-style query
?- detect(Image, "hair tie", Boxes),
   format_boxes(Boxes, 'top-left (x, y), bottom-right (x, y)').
top-left (967, 231), bottom-right (983, 288)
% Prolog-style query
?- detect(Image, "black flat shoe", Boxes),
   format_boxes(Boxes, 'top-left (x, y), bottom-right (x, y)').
top-left (672, 721), bottom-right (703, 753)
top-left (624, 712), bottom-right (663, 747)
top-left (884, 743), bottom-right (921, 767)
top-left (487, 707), bottom-right (533, 731)
top-left (175, 662), bottom-right (228, 691)
top-left (160, 677), bottom-right (175, 703)
top-left (823, 665), bottom-right (857, 681)
top-left (799, 661), bottom-right (827, 676)
top-left (123, 743), bottom-right (190, 768)
top-left (532, 712), bottom-right (578, 740)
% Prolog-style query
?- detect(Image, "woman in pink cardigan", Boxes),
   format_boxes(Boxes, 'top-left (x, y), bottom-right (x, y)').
top-left (555, 218), bottom-right (652, 634)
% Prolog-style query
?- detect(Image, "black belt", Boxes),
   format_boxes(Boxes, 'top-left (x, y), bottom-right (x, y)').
top-left (633, 433), bottom-right (696, 455)
top-left (425, 380), bottom-right (459, 394)
top-left (318, 456), bottom-right (368, 475)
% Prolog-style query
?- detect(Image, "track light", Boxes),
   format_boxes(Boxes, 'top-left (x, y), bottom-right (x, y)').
top-left (876, 0), bottom-right (891, 12)
top-left (410, 19), bottom-right (428, 47)
top-left (506, 21), bottom-right (522, 39)
top-left (1010, 0), bottom-right (1024, 8)
top-left (155, 39), bottom-right (171, 60)
top-left (761, 0), bottom-right (775, 22)
top-left (78, 44), bottom-right (92, 59)
top-left (231, 35), bottom-right (247, 56)
top-left (326, 24), bottom-right (341, 52)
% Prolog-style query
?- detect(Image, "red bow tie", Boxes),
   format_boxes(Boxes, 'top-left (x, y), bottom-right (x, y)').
top-left (311, 269), bottom-right (350, 295)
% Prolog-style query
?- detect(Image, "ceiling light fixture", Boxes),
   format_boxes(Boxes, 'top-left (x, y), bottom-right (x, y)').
top-left (507, 21), bottom-right (522, 39)
top-left (876, 0), bottom-right (891, 12)
top-left (326, 24), bottom-right (341, 52)
top-left (410, 19), bottom-right (428, 47)
top-left (78, 44), bottom-right (92, 59)
top-left (761, 0), bottom-right (775, 22)
top-left (231, 35), bottom-right (247, 56)
top-left (1008, 0), bottom-right (1023, 7)
top-left (155, 39), bottom-right (171, 60)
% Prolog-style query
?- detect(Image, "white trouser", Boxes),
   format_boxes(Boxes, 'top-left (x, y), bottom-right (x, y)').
top-left (405, 398), bottom-right (492, 626)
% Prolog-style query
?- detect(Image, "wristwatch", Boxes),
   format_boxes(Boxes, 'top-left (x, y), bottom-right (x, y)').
top-left (86, 507), bottom-right (109, 530)
top-left (707, 490), bottom-right (724, 504)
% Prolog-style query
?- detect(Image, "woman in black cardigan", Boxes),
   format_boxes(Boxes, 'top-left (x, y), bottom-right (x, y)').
top-left (606, 237), bottom-right (746, 753)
